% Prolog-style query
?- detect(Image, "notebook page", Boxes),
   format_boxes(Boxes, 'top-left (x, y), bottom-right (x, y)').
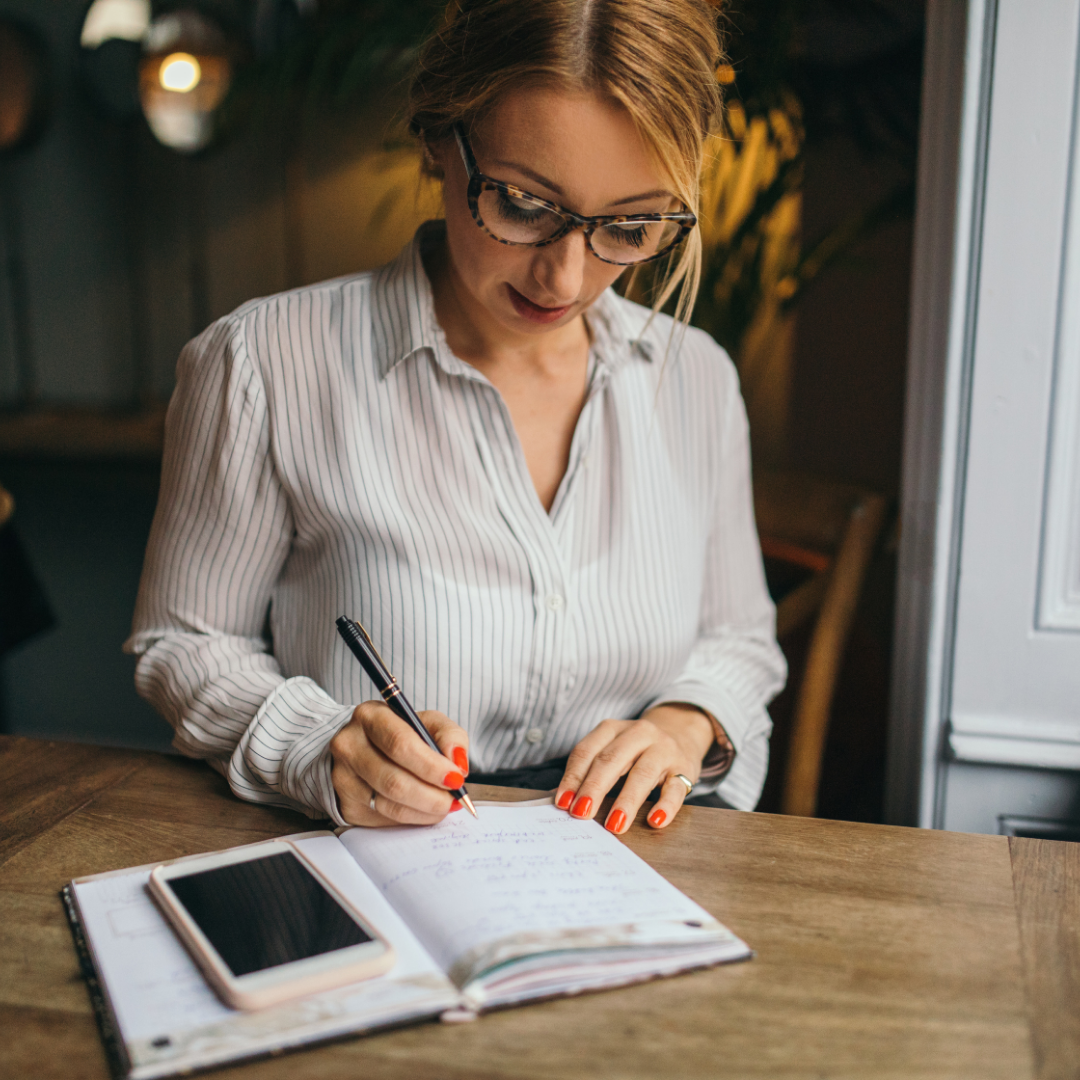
top-left (70, 835), bottom-right (458, 1079)
top-left (339, 803), bottom-right (739, 990)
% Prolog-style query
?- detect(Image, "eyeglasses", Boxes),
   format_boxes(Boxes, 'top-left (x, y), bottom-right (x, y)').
top-left (453, 123), bottom-right (696, 266)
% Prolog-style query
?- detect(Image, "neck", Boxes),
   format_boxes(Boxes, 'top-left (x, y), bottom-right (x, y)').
top-left (424, 238), bottom-right (590, 377)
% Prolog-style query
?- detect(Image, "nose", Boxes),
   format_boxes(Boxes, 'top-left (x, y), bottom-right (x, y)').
top-left (530, 228), bottom-right (587, 306)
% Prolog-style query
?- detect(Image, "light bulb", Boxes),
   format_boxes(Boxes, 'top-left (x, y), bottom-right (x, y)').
top-left (159, 52), bottom-right (201, 93)
top-left (139, 10), bottom-right (234, 153)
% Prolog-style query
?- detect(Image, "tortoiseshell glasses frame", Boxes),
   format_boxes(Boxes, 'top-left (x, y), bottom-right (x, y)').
top-left (453, 123), bottom-right (697, 266)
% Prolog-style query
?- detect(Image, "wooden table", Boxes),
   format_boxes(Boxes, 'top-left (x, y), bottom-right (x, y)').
top-left (1, 735), bottom-right (1077, 1080)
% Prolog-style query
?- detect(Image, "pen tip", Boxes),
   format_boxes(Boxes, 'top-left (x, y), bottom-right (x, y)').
top-left (461, 793), bottom-right (478, 819)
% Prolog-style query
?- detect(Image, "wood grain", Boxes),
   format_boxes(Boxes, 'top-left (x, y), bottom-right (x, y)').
top-left (0, 1005), bottom-right (110, 1080)
top-left (0, 736), bottom-right (146, 867)
top-left (0, 735), bottom-right (1059, 1079)
top-left (1010, 836), bottom-right (1080, 1080)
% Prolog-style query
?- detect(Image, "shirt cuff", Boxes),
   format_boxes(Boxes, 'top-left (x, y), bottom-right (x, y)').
top-left (228, 676), bottom-right (355, 825)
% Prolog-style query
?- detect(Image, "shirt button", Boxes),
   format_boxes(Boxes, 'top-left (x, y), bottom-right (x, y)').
top-left (525, 728), bottom-right (544, 744)
top-left (546, 594), bottom-right (564, 612)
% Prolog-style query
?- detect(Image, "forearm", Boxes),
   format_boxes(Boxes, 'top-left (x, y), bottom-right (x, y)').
top-left (133, 630), bottom-right (354, 821)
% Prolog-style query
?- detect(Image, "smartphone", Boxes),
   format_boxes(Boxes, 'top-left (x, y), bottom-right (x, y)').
top-left (148, 839), bottom-right (394, 1010)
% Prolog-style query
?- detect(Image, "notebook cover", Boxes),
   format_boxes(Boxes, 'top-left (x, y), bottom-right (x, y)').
top-left (61, 885), bottom-right (130, 1080)
top-left (61, 858), bottom-right (458, 1080)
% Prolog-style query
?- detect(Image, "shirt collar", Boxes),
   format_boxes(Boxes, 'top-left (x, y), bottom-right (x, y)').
top-left (370, 222), bottom-right (658, 380)
top-left (584, 288), bottom-right (659, 370)
top-left (370, 221), bottom-right (458, 381)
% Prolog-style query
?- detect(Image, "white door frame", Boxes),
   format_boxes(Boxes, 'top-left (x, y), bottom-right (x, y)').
top-left (888, 0), bottom-right (995, 828)
top-left (888, 0), bottom-right (1080, 830)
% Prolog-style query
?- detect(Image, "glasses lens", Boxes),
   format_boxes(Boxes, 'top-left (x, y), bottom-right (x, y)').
top-left (477, 187), bottom-right (566, 244)
top-left (591, 218), bottom-right (684, 264)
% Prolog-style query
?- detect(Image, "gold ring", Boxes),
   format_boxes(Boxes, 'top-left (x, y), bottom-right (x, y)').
top-left (368, 791), bottom-right (378, 813)
top-left (673, 773), bottom-right (694, 796)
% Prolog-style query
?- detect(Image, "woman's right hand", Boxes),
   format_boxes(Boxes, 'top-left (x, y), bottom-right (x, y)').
top-left (329, 701), bottom-right (470, 826)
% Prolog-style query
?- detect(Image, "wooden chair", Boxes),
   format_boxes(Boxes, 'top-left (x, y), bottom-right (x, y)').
top-left (753, 469), bottom-right (889, 817)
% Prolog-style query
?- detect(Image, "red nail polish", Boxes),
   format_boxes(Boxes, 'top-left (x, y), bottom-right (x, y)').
top-left (452, 747), bottom-right (469, 773)
top-left (555, 790), bottom-right (574, 810)
top-left (570, 796), bottom-right (593, 819)
top-left (443, 771), bottom-right (464, 789)
top-left (450, 799), bottom-right (462, 813)
top-left (649, 808), bottom-right (667, 828)
top-left (605, 809), bottom-right (626, 833)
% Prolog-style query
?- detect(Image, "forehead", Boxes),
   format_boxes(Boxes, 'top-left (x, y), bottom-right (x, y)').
top-left (473, 86), bottom-right (671, 211)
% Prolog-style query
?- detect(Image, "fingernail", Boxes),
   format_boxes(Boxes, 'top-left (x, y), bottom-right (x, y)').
top-left (570, 796), bottom-right (593, 819)
top-left (452, 747), bottom-right (469, 774)
top-left (443, 771), bottom-right (465, 789)
top-left (555, 790), bottom-right (574, 810)
top-left (605, 809), bottom-right (626, 834)
top-left (450, 799), bottom-right (462, 813)
top-left (648, 808), bottom-right (667, 828)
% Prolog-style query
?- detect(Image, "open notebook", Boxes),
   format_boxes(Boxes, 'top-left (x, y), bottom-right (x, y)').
top-left (64, 800), bottom-right (751, 1080)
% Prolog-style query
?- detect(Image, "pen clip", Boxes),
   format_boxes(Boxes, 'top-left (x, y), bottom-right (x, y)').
top-left (351, 618), bottom-right (392, 677)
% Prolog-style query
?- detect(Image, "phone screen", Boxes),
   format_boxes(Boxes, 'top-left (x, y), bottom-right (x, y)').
top-left (165, 850), bottom-right (373, 977)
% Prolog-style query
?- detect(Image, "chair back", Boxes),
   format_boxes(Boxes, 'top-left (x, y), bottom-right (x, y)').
top-left (754, 470), bottom-right (889, 816)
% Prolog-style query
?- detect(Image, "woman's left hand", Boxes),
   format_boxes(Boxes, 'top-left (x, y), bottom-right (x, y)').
top-left (554, 704), bottom-right (724, 834)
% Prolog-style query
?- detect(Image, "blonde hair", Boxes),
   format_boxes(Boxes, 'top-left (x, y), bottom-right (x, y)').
top-left (408, 0), bottom-right (724, 325)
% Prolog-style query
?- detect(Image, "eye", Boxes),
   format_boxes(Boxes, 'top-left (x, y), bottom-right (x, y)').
top-left (608, 222), bottom-right (648, 247)
top-left (496, 190), bottom-right (549, 221)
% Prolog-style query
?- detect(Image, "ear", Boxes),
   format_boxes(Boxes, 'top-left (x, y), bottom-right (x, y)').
top-left (420, 134), bottom-right (450, 181)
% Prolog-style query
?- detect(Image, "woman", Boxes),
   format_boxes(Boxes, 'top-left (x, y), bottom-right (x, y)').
top-left (127, 0), bottom-right (786, 834)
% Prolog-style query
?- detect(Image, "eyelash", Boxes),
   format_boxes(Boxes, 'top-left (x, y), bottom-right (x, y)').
top-left (495, 189), bottom-right (652, 248)
top-left (496, 191), bottom-right (548, 222)
top-left (609, 225), bottom-right (647, 248)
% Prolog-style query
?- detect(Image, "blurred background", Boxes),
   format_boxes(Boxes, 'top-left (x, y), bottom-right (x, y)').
top-left (0, 0), bottom-right (925, 823)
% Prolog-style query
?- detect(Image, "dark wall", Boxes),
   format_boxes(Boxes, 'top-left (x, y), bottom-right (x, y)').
top-left (0, 460), bottom-right (172, 750)
top-left (790, 135), bottom-right (914, 497)
top-left (0, 0), bottom-right (417, 412)
top-left (0, 0), bottom-right (433, 747)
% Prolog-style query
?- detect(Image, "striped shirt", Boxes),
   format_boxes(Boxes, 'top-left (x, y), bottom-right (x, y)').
top-left (126, 225), bottom-right (786, 823)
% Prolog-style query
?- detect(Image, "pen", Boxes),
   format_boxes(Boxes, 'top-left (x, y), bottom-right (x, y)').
top-left (335, 616), bottom-right (478, 819)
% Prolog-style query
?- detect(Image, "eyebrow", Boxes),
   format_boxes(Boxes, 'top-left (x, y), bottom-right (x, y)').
top-left (491, 159), bottom-right (672, 209)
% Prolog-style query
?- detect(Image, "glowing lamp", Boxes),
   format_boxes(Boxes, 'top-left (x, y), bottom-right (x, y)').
top-left (159, 53), bottom-right (201, 93)
top-left (139, 11), bottom-right (234, 153)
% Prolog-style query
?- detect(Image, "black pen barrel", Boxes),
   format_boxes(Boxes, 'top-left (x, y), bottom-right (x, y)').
top-left (383, 695), bottom-right (469, 802)
top-left (382, 687), bottom-right (441, 756)
top-left (336, 616), bottom-right (474, 811)
top-left (335, 616), bottom-right (387, 688)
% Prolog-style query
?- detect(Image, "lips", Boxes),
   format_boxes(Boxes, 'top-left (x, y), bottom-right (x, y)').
top-left (507, 284), bottom-right (572, 324)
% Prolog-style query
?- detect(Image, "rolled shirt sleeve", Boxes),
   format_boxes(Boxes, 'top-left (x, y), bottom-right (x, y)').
top-left (125, 316), bottom-right (351, 825)
top-left (645, 367), bottom-right (787, 811)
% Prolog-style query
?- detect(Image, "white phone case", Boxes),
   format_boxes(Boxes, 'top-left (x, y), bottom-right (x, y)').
top-left (148, 839), bottom-right (394, 1010)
